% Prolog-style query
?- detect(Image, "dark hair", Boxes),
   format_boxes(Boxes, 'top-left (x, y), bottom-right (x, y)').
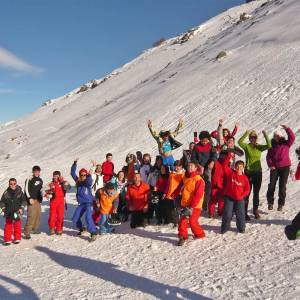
top-left (235, 160), bottom-right (245, 167)
top-left (159, 131), bottom-right (170, 138)
top-left (117, 171), bottom-right (125, 183)
top-left (199, 131), bottom-right (211, 140)
top-left (106, 153), bottom-right (113, 158)
top-left (189, 142), bottom-right (195, 147)
top-left (32, 165), bottom-right (41, 172)
top-left (9, 178), bottom-right (17, 183)
top-left (53, 171), bottom-right (61, 176)
top-left (174, 160), bottom-right (182, 167)
top-left (160, 165), bottom-right (169, 178)
top-left (105, 182), bottom-right (115, 190)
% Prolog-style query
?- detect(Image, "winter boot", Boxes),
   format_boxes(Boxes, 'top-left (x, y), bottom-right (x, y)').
top-left (278, 205), bottom-right (283, 212)
top-left (3, 241), bottom-right (11, 246)
top-left (268, 204), bottom-right (273, 210)
top-left (245, 214), bottom-right (251, 221)
top-left (90, 233), bottom-right (97, 242)
top-left (178, 237), bottom-right (186, 246)
top-left (49, 228), bottom-right (55, 236)
top-left (254, 210), bottom-right (261, 220)
top-left (24, 234), bottom-right (31, 240)
top-left (13, 240), bottom-right (21, 244)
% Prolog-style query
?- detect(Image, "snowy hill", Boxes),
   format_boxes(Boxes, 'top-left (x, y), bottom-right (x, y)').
top-left (0, 0), bottom-right (299, 299)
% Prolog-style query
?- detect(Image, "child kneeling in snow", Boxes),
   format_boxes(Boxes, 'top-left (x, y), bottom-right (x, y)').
top-left (0, 178), bottom-right (27, 245)
top-left (95, 182), bottom-right (119, 234)
top-left (221, 154), bottom-right (250, 234)
top-left (178, 162), bottom-right (205, 246)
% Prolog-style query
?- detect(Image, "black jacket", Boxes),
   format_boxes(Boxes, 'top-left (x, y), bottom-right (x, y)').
top-left (25, 176), bottom-right (43, 204)
top-left (0, 186), bottom-right (27, 220)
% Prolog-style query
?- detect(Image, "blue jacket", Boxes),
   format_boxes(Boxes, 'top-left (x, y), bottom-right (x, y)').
top-left (71, 163), bottom-right (93, 204)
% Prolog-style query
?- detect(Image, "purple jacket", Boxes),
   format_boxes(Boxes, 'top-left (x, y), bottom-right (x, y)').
top-left (266, 128), bottom-right (295, 168)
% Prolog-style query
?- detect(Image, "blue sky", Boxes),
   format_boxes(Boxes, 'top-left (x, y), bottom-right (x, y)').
top-left (0, 0), bottom-right (243, 123)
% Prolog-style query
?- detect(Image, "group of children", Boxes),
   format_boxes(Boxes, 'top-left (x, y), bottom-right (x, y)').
top-left (1, 119), bottom-right (300, 246)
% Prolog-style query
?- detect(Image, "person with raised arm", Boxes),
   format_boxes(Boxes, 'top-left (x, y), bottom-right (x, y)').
top-left (266, 125), bottom-right (295, 211)
top-left (148, 119), bottom-right (183, 171)
top-left (71, 158), bottom-right (97, 242)
top-left (238, 129), bottom-right (271, 220)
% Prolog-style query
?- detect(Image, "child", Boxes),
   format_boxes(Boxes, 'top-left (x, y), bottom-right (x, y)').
top-left (140, 153), bottom-right (152, 183)
top-left (110, 171), bottom-right (128, 221)
top-left (178, 162), bottom-right (206, 246)
top-left (45, 171), bottom-right (70, 235)
top-left (71, 158), bottom-right (97, 242)
top-left (24, 165), bottom-right (43, 239)
top-left (221, 155), bottom-right (250, 234)
top-left (122, 153), bottom-right (139, 184)
top-left (162, 160), bottom-right (185, 225)
top-left (126, 173), bottom-right (150, 228)
top-left (102, 153), bottom-right (114, 184)
top-left (90, 160), bottom-right (103, 196)
top-left (95, 183), bottom-right (119, 234)
top-left (0, 178), bottom-right (26, 245)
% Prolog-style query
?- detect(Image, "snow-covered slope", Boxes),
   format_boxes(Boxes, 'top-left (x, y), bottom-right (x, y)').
top-left (0, 0), bottom-right (299, 299)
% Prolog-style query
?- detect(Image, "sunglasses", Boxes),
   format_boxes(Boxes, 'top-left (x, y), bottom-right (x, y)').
top-left (249, 136), bottom-right (257, 140)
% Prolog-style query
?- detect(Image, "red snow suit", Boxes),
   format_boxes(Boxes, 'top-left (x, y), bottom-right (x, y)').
top-left (4, 218), bottom-right (21, 243)
top-left (47, 181), bottom-right (66, 233)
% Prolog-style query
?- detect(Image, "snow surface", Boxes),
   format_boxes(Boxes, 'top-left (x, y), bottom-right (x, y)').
top-left (0, 0), bottom-right (300, 299)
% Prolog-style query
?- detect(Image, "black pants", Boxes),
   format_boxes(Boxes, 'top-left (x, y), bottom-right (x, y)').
top-left (130, 211), bottom-right (146, 228)
top-left (245, 171), bottom-right (262, 213)
top-left (202, 168), bottom-right (212, 211)
top-left (285, 212), bottom-right (300, 240)
top-left (221, 197), bottom-right (245, 233)
top-left (147, 192), bottom-right (162, 223)
top-left (266, 166), bottom-right (290, 207)
top-left (160, 200), bottom-right (178, 225)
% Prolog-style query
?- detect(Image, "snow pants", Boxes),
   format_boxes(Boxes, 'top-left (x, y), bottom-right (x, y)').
top-left (245, 171), bottom-right (262, 213)
top-left (178, 208), bottom-right (205, 240)
top-left (160, 199), bottom-right (178, 225)
top-left (72, 203), bottom-right (96, 234)
top-left (267, 166), bottom-right (290, 207)
top-left (48, 199), bottom-right (65, 233)
top-left (131, 211), bottom-right (147, 228)
top-left (221, 197), bottom-right (245, 233)
top-left (4, 218), bottom-right (21, 243)
top-left (208, 188), bottom-right (224, 217)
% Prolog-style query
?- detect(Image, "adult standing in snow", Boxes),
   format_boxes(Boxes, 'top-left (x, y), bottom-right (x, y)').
top-left (24, 165), bottom-right (44, 239)
top-left (0, 178), bottom-right (27, 245)
top-left (148, 119), bottom-right (183, 171)
top-left (178, 162), bottom-right (205, 246)
top-left (266, 125), bottom-right (295, 211)
top-left (71, 158), bottom-right (97, 242)
top-left (122, 153), bottom-right (139, 184)
top-left (191, 131), bottom-right (218, 211)
top-left (45, 171), bottom-right (70, 236)
top-left (126, 173), bottom-right (150, 228)
top-left (238, 129), bottom-right (271, 220)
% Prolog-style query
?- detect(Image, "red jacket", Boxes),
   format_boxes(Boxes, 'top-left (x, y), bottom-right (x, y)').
top-left (102, 161), bottom-right (114, 183)
top-left (126, 182), bottom-right (150, 211)
top-left (156, 176), bottom-right (168, 193)
top-left (46, 181), bottom-right (65, 202)
top-left (223, 155), bottom-right (250, 201)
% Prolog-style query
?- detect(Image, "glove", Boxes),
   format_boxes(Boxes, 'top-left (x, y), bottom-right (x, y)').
top-left (181, 207), bottom-right (192, 217)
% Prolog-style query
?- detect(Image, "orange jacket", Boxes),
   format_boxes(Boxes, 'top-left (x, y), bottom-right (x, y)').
top-left (181, 172), bottom-right (205, 208)
top-left (165, 172), bottom-right (185, 200)
top-left (98, 189), bottom-right (119, 214)
top-left (126, 182), bottom-right (150, 211)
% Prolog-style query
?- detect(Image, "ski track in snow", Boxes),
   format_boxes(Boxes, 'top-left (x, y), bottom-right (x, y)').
top-left (0, 0), bottom-right (300, 299)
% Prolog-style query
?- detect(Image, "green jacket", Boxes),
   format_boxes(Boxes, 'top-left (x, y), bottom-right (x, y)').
top-left (238, 130), bottom-right (271, 172)
top-left (149, 121), bottom-right (183, 156)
